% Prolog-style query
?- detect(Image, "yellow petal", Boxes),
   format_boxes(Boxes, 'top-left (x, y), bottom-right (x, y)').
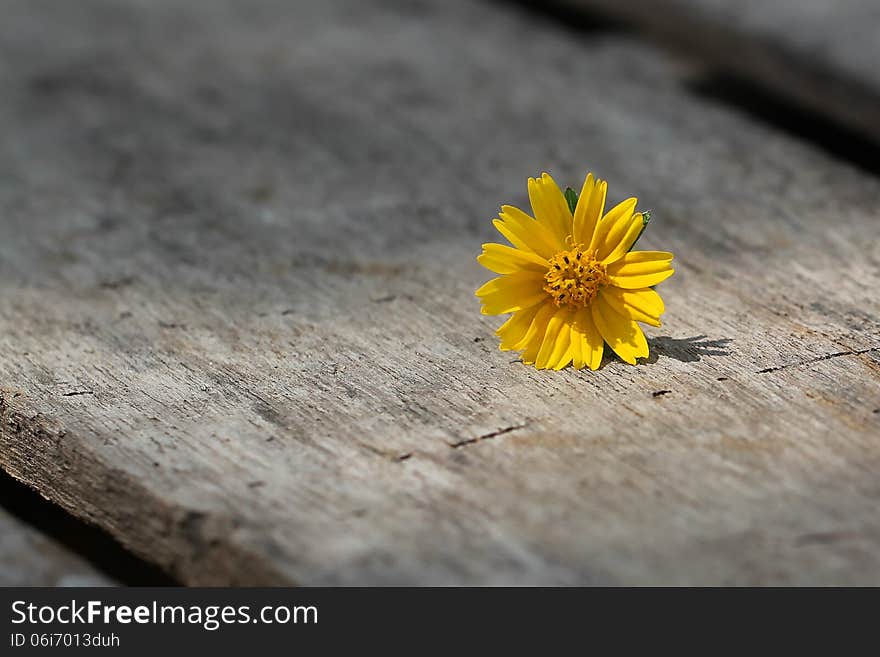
top-left (519, 301), bottom-right (557, 363)
top-left (535, 308), bottom-right (569, 369)
top-left (496, 303), bottom-right (543, 351)
top-left (591, 295), bottom-right (649, 365)
top-left (590, 197), bottom-right (637, 259)
top-left (492, 218), bottom-right (532, 255)
top-left (515, 299), bottom-right (555, 350)
top-left (528, 173), bottom-right (571, 249)
top-left (606, 251), bottom-right (674, 289)
top-left (495, 205), bottom-right (560, 259)
top-left (475, 271), bottom-right (547, 315)
top-left (599, 286), bottom-right (664, 327)
top-left (608, 250), bottom-right (674, 266)
top-left (574, 308), bottom-right (604, 370)
top-left (477, 242), bottom-right (549, 274)
top-left (572, 173), bottom-right (607, 245)
top-left (570, 317), bottom-right (585, 369)
top-left (548, 312), bottom-right (575, 370)
top-left (600, 212), bottom-right (646, 264)
top-left (552, 336), bottom-right (574, 370)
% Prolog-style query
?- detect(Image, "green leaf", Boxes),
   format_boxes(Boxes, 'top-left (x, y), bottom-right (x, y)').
top-left (564, 187), bottom-right (579, 215)
top-left (628, 210), bottom-right (651, 252)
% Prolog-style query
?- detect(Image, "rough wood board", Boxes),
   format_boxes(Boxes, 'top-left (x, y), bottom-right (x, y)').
top-left (0, 507), bottom-right (115, 587)
top-left (554, 0), bottom-right (880, 141)
top-left (0, 0), bottom-right (879, 585)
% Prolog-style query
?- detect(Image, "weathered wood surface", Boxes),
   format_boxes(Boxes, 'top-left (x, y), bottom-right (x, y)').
top-left (0, 506), bottom-right (114, 586)
top-left (0, 0), bottom-right (879, 585)
top-left (555, 0), bottom-right (880, 141)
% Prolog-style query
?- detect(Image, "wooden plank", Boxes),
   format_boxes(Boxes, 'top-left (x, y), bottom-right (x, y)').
top-left (0, 505), bottom-right (114, 587)
top-left (0, 0), bottom-right (879, 585)
top-left (551, 0), bottom-right (880, 141)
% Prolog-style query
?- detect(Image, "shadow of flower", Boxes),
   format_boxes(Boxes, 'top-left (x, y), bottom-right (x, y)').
top-left (647, 335), bottom-right (732, 363)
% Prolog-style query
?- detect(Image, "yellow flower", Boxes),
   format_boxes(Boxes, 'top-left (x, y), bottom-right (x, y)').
top-left (476, 172), bottom-right (674, 370)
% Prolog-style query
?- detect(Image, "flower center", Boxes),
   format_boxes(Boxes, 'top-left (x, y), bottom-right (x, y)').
top-left (543, 245), bottom-right (608, 308)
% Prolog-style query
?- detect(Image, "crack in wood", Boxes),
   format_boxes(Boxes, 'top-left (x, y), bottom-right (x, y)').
top-left (756, 347), bottom-right (879, 374)
top-left (359, 442), bottom-right (414, 462)
top-left (449, 423), bottom-right (529, 449)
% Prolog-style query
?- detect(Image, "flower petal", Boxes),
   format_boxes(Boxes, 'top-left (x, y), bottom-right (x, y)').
top-left (591, 294), bottom-right (649, 365)
top-left (528, 173), bottom-right (572, 249)
top-left (574, 308), bottom-right (604, 370)
top-left (475, 271), bottom-right (547, 315)
top-left (519, 301), bottom-right (557, 363)
top-left (477, 242), bottom-right (549, 274)
top-left (605, 251), bottom-right (674, 289)
top-left (570, 316), bottom-right (585, 369)
top-left (496, 302), bottom-right (543, 351)
top-left (599, 286), bottom-right (664, 327)
top-left (551, 326), bottom-right (574, 370)
top-left (600, 212), bottom-right (647, 264)
top-left (495, 205), bottom-right (560, 259)
top-left (535, 308), bottom-right (570, 369)
top-left (590, 197), bottom-right (638, 260)
top-left (572, 173), bottom-right (607, 245)
top-left (546, 311), bottom-right (575, 370)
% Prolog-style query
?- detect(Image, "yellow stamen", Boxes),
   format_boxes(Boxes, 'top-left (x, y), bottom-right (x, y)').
top-left (543, 244), bottom-right (608, 308)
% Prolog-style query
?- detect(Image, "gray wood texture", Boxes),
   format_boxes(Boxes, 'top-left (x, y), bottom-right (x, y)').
top-left (0, 0), bottom-right (878, 584)
top-left (555, 0), bottom-right (880, 140)
top-left (0, 507), bottom-right (114, 586)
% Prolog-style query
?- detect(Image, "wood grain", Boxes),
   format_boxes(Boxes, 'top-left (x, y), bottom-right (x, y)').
top-left (552, 0), bottom-right (880, 141)
top-left (1, 0), bottom-right (879, 584)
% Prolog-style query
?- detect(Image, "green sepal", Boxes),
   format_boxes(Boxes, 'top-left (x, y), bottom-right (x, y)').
top-left (564, 187), bottom-right (579, 215)
top-left (628, 210), bottom-right (651, 252)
